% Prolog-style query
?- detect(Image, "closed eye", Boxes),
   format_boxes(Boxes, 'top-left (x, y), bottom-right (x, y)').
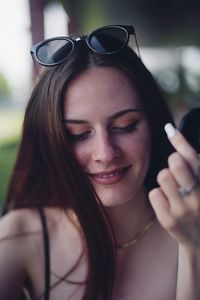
top-left (110, 121), bottom-right (139, 133)
top-left (67, 131), bottom-right (91, 142)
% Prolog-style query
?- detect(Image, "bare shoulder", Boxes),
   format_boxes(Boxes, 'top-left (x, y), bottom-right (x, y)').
top-left (0, 208), bottom-right (42, 240)
top-left (0, 206), bottom-right (83, 267)
top-left (0, 208), bottom-right (42, 299)
top-left (0, 207), bottom-right (83, 299)
top-left (0, 206), bottom-right (70, 239)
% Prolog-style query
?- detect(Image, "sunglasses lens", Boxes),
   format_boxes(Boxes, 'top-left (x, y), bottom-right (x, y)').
top-left (36, 39), bottom-right (73, 65)
top-left (88, 27), bottom-right (128, 54)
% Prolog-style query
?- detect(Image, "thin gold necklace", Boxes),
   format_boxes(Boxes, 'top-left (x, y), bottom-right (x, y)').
top-left (116, 217), bottom-right (155, 250)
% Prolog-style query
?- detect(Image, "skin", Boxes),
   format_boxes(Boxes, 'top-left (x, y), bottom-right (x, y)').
top-left (64, 67), bottom-right (153, 243)
top-left (0, 66), bottom-right (200, 299)
top-left (64, 67), bottom-right (151, 207)
top-left (149, 127), bottom-right (200, 299)
top-left (64, 67), bottom-right (178, 299)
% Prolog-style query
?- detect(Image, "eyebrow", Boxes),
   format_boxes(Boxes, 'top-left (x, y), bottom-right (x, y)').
top-left (110, 108), bottom-right (143, 120)
top-left (64, 108), bottom-right (143, 124)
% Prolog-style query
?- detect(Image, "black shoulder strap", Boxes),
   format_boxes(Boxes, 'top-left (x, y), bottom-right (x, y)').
top-left (38, 208), bottom-right (50, 300)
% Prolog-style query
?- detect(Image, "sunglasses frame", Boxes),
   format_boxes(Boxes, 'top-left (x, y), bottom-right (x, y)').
top-left (30, 24), bottom-right (141, 67)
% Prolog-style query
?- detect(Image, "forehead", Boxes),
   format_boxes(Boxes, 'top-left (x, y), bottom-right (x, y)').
top-left (64, 67), bottom-right (142, 118)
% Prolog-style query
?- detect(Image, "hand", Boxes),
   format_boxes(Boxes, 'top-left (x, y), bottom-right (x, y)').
top-left (149, 123), bottom-right (200, 250)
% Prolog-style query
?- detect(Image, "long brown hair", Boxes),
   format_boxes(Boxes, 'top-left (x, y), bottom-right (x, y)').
top-left (3, 41), bottom-right (174, 299)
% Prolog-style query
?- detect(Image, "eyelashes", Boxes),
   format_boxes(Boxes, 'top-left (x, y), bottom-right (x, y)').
top-left (111, 121), bottom-right (139, 133)
top-left (67, 121), bottom-right (139, 143)
top-left (68, 131), bottom-right (91, 142)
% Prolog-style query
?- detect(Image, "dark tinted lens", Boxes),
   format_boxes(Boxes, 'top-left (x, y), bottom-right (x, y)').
top-left (36, 39), bottom-right (73, 65)
top-left (89, 27), bottom-right (127, 54)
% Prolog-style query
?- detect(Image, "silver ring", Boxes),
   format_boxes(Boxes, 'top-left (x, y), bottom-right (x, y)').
top-left (178, 164), bottom-right (200, 198)
top-left (178, 180), bottom-right (199, 197)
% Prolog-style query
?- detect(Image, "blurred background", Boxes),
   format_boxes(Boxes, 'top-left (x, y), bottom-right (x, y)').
top-left (0, 0), bottom-right (200, 208)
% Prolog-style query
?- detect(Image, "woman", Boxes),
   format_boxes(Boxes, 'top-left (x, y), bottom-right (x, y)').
top-left (0, 25), bottom-right (200, 300)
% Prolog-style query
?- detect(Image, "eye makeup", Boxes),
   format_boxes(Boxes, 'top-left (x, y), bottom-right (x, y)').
top-left (64, 108), bottom-right (144, 142)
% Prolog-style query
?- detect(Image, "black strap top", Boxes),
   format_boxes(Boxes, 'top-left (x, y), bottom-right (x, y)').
top-left (38, 208), bottom-right (50, 300)
top-left (22, 208), bottom-right (50, 300)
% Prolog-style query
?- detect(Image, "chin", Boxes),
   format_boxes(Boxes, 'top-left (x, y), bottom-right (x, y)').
top-left (95, 181), bottom-right (147, 208)
top-left (97, 191), bottom-right (134, 208)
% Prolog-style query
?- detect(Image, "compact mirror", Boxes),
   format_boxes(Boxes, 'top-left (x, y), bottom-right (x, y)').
top-left (179, 107), bottom-right (200, 153)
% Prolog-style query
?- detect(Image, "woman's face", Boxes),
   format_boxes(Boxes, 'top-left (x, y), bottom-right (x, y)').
top-left (64, 67), bottom-right (151, 207)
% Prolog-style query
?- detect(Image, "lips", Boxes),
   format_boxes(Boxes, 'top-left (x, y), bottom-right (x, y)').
top-left (87, 165), bottom-right (131, 185)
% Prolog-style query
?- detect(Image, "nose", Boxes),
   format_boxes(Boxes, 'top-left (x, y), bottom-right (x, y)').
top-left (92, 132), bottom-right (121, 163)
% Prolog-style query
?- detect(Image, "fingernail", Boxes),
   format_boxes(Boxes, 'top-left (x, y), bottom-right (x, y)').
top-left (164, 123), bottom-right (176, 138)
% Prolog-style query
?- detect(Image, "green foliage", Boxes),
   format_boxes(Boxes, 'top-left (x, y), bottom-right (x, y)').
top-left (0, 139), bottom-right (19, 206)
top-left (0, 72), bottom-right (12, 101)
top-left (0, 109), bottom-right (23, 208)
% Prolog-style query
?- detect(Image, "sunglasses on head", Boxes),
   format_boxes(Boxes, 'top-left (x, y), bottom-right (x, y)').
top-left (30, 25), bottom-right (141, 67)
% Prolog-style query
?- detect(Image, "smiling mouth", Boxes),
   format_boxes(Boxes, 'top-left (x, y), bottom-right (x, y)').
top-left (87, 166), bottom-right (131, 185)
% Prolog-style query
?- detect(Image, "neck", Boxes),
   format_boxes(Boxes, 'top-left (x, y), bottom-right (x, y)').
top-left (105, 189), bottom-right (154, 246)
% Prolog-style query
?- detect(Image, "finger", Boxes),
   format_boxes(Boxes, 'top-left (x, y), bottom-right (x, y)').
top-left (168, 152), bottom-right (200, 211)
top-left (164, 123), bottom-right (199, 170)
top-left (156, 167), bottom-right (188, 216)
top-left (149, 187), bottom-right (175, 229)
top-left (168, 152), bottom-right (196, 188)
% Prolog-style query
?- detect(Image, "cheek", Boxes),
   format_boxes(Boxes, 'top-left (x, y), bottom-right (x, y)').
top-left (123, 134), bottom-right (151, 159)
top-left (72, 144), bottom-right (89, 167)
